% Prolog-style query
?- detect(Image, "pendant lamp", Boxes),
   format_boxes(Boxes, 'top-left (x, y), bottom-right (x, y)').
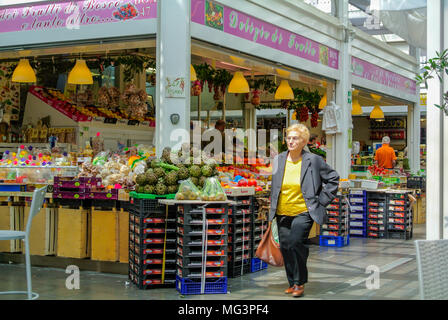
top-left (228, 71), bottom-right (250, 93)
top-left (351, 90), bottom-right (363, 115)
top-left (274, 80), bottom-right (294, 100)
top-left (370, 93), bottom-right (384, 120)
top-left (190, 64), bottom-right (197, 81)
top-left (319, 81), bottom-right (327, 109)
top-left (12, 59), bottom-right (36, 83)
top-left (68, 59), bottom-right (93, 85)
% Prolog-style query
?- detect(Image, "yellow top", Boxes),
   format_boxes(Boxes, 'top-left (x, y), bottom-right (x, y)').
top-left (277, 159), bottom-right (308, 216)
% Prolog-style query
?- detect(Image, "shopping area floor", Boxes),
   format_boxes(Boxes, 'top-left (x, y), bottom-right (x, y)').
top-left (0, 224), bottom-right (424, 300)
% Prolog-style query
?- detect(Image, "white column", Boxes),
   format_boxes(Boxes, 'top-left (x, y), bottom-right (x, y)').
top-left (333, 0), bottom-right (352, 179)
top-left (155, 0), bottom-right (191, 157)
top-left (426, 0), bottom-right (447, 240)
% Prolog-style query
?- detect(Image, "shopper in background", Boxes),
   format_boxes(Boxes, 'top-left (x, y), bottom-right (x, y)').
top-left (269, 124), bottom-right (340, 298)
top-left (374, 136), bottom-right (397, 169)
top-left (306, 133), bottom-right (318, 150)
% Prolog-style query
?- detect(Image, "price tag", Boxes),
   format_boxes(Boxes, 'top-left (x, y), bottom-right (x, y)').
top-left (128, 120), bottom-right (139, 126)
top-left (104, 118), bottom-right (117, 124)
top-left (93, 117), bottom-right (105, 123)
top-left (140, 121), bottom-right (150, 127)
top-left (118, 119), bottom-right (127, 125)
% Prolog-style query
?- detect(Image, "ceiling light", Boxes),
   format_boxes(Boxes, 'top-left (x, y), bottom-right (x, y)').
top-left (190, 64), bottom-right (197, 81)
top-left (12, 59), bottom-right (36, 83)
top-left (68, 59), bottom-right (93, 85)
top-left (274, 80), bottom-right (294, 100)
top-left (369, 93), bottom-right (384, 120)
top-left (228, 71), bottom-right (250, 93)
top-left (351, 89), bottom-right (363, 115)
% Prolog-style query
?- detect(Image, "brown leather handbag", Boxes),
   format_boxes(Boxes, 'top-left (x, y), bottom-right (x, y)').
top-left (255, 222), bottom-right (284, 267)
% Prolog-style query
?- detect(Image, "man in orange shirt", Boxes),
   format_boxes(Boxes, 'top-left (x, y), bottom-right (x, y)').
top-left (374, 136), bottom-right (397, 169)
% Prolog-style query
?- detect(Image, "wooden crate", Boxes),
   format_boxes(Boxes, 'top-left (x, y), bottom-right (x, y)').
top-left (118, 209), bottom-right (129, 263)
top-left (57, 208), bottom-right (91, 259)
top-left (0, 204), bottom-right (24, 253)
top-left (24, 205), bottom-right (57, 256)
top-left (91, 208), bottom-right (119, 262)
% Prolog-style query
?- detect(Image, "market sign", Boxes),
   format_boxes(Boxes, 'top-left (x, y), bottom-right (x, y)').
top-left (351, 56), bottom-right (417, 95)
top-left (191, 0), bottom-right (339, 70)
top-left (0, 0), bottom-right (157, 33)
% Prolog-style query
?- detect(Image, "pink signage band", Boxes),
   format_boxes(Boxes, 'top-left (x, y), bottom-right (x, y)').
top-left (351, 56), bottom-right (416, 95)
top-left (0, 0), bottom-right (157, 33)
top-left (191, 0), bottom-right (339, 70)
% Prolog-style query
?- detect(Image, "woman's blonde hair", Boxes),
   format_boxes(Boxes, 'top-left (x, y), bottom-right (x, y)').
top-left (286, 124), bottom-right (310, 142)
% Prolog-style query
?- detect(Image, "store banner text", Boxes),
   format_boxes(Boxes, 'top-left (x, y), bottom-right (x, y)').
top-left (0, 0), bottom-right (157, 33)
top-left (191, 0), bottom-right (339, 70)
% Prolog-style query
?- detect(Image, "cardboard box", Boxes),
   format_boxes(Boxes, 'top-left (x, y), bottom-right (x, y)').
top-left (91, 208), bottom-right (119, 262)
top-left (24, 206), bottom-right (57, 256)
top-left (57, 208), bottom-right (91, 258)
top-left (0, 205), bottom-right (23, 253)
top-left (118, 209), bottom-right (129, 263)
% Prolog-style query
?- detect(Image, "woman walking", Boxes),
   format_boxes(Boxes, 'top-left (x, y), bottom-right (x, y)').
top-left (269, 124), bottom-right (339, 297)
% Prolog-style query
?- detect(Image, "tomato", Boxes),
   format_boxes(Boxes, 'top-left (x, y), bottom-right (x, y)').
top-left (238, 179), bottom-right (248, 187)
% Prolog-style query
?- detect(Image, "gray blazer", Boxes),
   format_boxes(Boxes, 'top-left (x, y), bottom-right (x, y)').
top-left (269, 150), bottom-right (340, 225)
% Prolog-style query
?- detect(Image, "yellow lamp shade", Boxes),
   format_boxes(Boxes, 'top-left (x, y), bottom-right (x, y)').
top-left (351, 97), bottom-right (363, 115)
top-left (370, 104), bottom-right (384, 120)
top-left (190, 64), bottom-right (197, 81)
top-left (228, 71), bottom-right (250, 93)
top-left (68, 59), bottom-right (93, 85)
top-left (319, 93), bottom-right (327, 109)
top-left (12, 59), bottom-right (36, 83)
top-left (370, 93), bottom-right (382, 102)
top-left (274, 80), bottom-right (294, 100)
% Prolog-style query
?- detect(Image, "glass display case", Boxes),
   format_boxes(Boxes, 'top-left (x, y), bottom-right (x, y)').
top-left (0, 166), bottom-right (79, 185)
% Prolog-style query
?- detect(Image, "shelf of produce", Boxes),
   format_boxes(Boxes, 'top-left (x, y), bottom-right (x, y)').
top-left (159, 200), bottom-right (236, 206)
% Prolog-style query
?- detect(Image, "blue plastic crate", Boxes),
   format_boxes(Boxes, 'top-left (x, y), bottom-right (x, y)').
top-left (319, 235), bottom-right (350, 247)
top-left (250, 257), bottom-right (268, 273)
top-left (349, 228), bottom-right (367, 238)
top-left (175, 276), bottom-right (227, 295)
top-left (0, 184), bottom-right (22, 192)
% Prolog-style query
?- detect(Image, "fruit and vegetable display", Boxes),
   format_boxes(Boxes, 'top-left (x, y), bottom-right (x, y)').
top-left (175, 179), bottom-right (202, 200)
top-left (29, 86), bottom-right (155, 125)
top-left (200, 177), bottom-right (227, 201)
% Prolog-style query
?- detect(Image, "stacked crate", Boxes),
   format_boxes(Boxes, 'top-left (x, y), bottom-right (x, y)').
top-left (226, 195), bottom-right (252, 277)
top-left (176, 203), bottom-right (229, 295)
top-left (128, 196), bottom-right (177, 289)
top-left (251, 196), bottom-right (268, 272)
top-left (348, 190), bottom-right (367, 238)
top-left (366, 192), bottom-right (388, 239)
top-left (319, 194), bottom-right (350, 247)
top-left (387, 193), bottom-right (413, 240)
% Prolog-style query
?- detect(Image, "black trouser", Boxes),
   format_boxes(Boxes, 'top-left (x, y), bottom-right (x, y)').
top-left (277, 212), bottom-right (314, 287)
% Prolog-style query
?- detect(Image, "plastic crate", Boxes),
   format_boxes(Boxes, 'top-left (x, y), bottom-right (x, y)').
top-left (0, 184), bottom-right (24, 192)
top-left (175, 275), bottom-right (227, 295)
top-left (228, 261), bottom-right (250, 278)
top-left (129, 270), bottom-right (176, 289)
top-left (250, 257), bottom-right (268, 273)
top-left (319, 235), bottom-right (350, 247)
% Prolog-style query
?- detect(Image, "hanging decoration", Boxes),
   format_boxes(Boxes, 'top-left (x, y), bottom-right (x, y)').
top-left (121, 83), bottom-right (147, 121)
top-left (212, 68), bottom-right (232, 100)
top-left (115, 54), bottom-right (155, 83)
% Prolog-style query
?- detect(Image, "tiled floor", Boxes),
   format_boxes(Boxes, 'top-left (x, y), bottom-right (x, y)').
top-left (0, 224), bottom-right (425, 300)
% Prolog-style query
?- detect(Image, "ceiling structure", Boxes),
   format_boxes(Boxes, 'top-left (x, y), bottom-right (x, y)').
top-left (303, 0), bottom-right (426, 56)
